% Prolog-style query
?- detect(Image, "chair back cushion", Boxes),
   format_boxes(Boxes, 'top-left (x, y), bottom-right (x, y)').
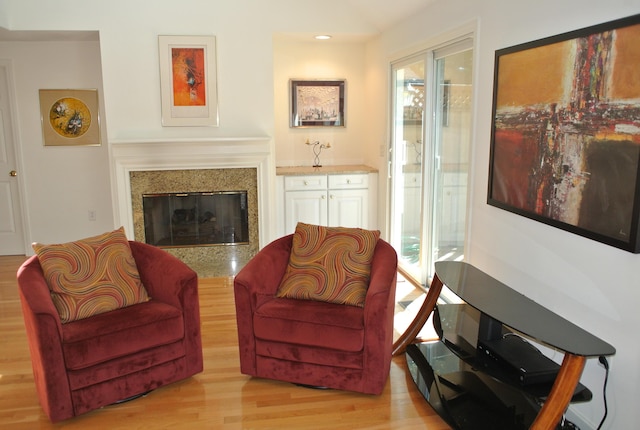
top-left (275, 223), bottom-right (379, 307)
top-left (32, 227), bottom-right (150, 323)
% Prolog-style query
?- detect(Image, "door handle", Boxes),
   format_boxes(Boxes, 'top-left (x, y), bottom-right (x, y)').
top-left (9, 170), bottom-right (17, 177)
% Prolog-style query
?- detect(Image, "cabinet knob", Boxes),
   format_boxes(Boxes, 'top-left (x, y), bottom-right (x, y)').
top-left (347, 179), bottom-right (351, 184)
top-left (330, 194), bottom-right (334, 199)
top-left (321, 195), bottom-right (326, 199)
top-left (304, 180), bottom-right (308, 186)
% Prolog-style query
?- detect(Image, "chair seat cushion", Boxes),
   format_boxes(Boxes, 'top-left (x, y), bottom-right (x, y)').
top-left (253, 297), bottom-right (364, 352)
top-left (61, 300), bottom-right (184, 370)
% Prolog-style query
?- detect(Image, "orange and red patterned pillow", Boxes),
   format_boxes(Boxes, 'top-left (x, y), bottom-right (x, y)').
top-left (276, 223), bottom-right (380, 307)
top-left (32, 227), bottom-right (149, 323)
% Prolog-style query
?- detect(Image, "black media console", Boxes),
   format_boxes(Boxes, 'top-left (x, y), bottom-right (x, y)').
top-left (405, 261), bottom-right (615, 430)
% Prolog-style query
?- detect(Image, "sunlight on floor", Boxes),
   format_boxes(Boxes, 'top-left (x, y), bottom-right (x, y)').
top-left (393, 272), bottom-right (438, 343)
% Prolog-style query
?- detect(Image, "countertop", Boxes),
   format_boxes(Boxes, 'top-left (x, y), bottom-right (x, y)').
top-left (276, 164), bottom-right (378, 176)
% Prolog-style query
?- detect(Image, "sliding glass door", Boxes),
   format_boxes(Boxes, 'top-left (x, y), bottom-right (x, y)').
top-left (390, 57), bottom-right (426, 283)
top-left (389, 41), bottom-right (473, 286)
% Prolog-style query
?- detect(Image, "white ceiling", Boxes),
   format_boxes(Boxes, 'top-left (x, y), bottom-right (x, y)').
top-left (0, 1), bottom-right (435, 42)
top-left (346, 0), bottom-right (436, 32)
top-left (0, 28), bottom-right (98, 42)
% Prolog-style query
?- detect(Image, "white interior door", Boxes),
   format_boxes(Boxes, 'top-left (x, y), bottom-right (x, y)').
top-left (0, 61), bottom-right (26, 255)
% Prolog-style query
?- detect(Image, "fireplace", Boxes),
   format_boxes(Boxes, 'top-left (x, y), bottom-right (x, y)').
top-left (110, 137), bottom-right (275, 278)
top-left (143, 191), bottom-right (250, 247)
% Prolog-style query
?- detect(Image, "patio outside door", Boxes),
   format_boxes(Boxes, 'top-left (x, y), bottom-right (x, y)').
top-left (389, 41), bottom-right (473, 286)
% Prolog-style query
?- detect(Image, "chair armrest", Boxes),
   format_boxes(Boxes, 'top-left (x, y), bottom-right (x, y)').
top-left (233, 235), bottom-right (292, 376)
top-left (17, 256), bottom-right (73, 421)
top-left (129, 241), bottom-right (198, 309)
top-left (365, 239), bottom-right (398, 308)
top-left (129, 241), bottom-right (203, 374)
top-left (17, 256), bottom-right (64, 326)
top-left (362, 239), bottom-right (398, 392)
top-left (234, 234), bottom-right (292, 301)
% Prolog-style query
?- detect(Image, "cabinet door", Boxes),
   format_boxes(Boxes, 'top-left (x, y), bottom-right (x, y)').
top-left (284, 190), bottom-right (328, 233)
top-left (328, 189), bottom-right (368, 228)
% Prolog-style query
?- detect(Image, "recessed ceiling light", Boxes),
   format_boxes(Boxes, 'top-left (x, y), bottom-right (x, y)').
top-left (315, 35), bottom-right (331, 40)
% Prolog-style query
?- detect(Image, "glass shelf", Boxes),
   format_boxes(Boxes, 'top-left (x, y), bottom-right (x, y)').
top-left (406, 341), bottom-right (590, 430)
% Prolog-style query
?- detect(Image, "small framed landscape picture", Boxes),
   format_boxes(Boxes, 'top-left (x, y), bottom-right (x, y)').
top-left (290, 79), bottom-right (345, 128)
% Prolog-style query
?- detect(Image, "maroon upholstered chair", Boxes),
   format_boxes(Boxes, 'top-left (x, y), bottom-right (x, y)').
top-left (234, 234), bottom-right (398, 395)
top-left (17, 241), bottom-right (203, 422)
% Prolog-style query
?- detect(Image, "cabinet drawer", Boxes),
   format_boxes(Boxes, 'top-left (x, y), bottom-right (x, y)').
top-left (328, 174), bottom-right (368, 189)
top-left (284, 175), bottom-right (327, 191)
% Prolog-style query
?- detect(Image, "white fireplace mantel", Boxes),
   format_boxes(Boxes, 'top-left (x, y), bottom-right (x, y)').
top-left (109, 137), bottom-right (276, 248)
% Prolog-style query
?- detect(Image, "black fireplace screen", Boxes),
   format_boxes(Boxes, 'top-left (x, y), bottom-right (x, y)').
top-left (142, 191), bottom-right (249, 247)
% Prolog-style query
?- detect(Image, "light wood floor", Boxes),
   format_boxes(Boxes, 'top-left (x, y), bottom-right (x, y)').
top-left (0, 255), bottom-right (450, 429)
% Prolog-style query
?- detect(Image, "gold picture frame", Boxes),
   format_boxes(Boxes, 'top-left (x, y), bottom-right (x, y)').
top-left (39, 89), bottom-right (101, 146)
top-left (158, 35), bottom-right (219, 127)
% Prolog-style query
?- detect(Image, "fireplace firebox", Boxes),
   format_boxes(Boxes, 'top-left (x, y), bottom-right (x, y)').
top-left (142, 191), bottom-right (249, 248)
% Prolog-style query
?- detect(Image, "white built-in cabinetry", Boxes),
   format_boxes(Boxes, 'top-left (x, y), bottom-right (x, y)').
top-left (275, 166), bottom-right (378, 236)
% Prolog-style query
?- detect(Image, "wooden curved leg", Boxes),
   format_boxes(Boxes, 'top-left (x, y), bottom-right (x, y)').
top-left (531, 353), bottom-right (586, 430)
top-left (392, 274), bottom-right (443, 356)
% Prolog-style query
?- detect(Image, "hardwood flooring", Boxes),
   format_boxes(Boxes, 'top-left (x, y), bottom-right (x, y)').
top-left (0, 255), bottom-right (449, 429)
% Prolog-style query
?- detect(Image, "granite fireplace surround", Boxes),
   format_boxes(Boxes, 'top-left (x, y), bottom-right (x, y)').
top-left (110, 138), bottom-right (274, 278)
top-left (130, 168), bottom-right (258, 277)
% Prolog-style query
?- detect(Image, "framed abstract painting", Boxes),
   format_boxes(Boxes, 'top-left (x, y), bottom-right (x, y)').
top-left (488, 14), bottom-right (640, 253)
top-left (158, 35), bottom-right (219, 127)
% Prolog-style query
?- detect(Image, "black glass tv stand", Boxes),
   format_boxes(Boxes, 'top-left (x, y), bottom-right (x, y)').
top-left (394, 262), bottom-right (615, 430)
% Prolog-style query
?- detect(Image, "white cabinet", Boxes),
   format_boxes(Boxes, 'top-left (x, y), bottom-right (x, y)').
top-left (277, 171), bottom-right (377, 236)
top-left (283, 175), bottom-right (328, 229)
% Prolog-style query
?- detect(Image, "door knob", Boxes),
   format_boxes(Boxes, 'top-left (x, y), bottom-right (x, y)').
top-left (9, 170), bottom-right (17, 177)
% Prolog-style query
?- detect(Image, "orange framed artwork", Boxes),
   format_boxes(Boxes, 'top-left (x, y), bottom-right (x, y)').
top-left (159, 35), bottom-right (218, 126)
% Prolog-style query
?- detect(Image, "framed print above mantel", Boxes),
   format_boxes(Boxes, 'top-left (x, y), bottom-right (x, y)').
top-left (487, 14), bottom-right (640, 253)
top-left (39, 89), bottom-right (101, 146)
top-left (290, 79), bottom-right (345, 127)
top-left (158, 35), bottom-right (219, 127)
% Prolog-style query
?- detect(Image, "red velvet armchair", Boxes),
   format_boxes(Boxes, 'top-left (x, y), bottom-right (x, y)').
top-left (234, 234), bottom-right (398, 395)
top-left (17, 241), bottom-right (203, 422)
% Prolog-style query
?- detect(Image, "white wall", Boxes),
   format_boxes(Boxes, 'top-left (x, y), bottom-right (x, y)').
top-left (2, 0), bottom-right (379, 141)
top-left (368, 1), bottom-right (640, 428)
top-left (0, 41), bottom-right (114, 244)
top-left (273, 36), bottom-right (368, 167)
top-left (272, 36), bottom-right (389, 237)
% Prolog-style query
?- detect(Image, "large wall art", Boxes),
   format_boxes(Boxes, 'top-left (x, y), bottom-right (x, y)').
top-left (488, 14), bottom-right (640, 253)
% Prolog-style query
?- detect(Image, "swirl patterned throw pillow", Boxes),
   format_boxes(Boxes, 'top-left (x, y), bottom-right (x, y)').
top-left (32, 227), bottom-right (150, 323)
top-left (276, 223), bottom-right (380, 307)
